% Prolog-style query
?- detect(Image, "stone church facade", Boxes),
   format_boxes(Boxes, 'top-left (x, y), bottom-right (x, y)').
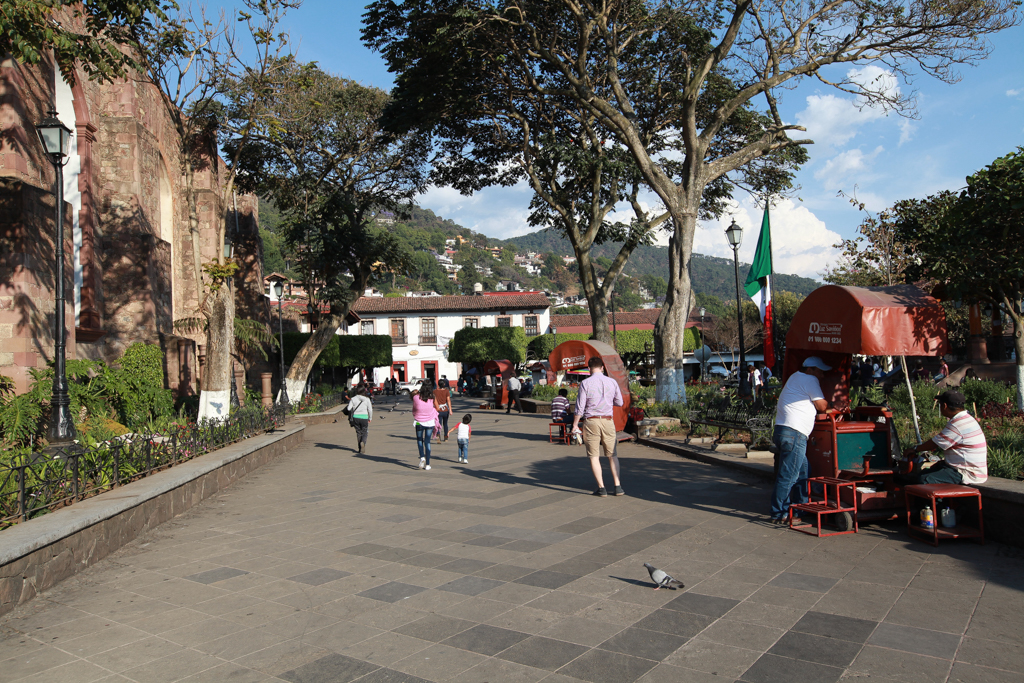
top-left (0, 55), bottom-right (268, 396)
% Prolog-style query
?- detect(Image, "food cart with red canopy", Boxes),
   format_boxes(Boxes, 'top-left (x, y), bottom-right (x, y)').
top-left (483, 359), bottom-right (516, 409)
top-left (784, 285), bottom-right (949, 523)
top-left (548, 340), bottom-right (632, 432)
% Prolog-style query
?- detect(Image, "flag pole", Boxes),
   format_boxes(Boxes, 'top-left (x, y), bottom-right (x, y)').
top-left (765, 196), bottom-right (780, 377)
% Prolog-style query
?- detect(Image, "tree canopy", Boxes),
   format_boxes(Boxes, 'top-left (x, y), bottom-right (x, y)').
top-left (448, 327), bottom-right (527, 365)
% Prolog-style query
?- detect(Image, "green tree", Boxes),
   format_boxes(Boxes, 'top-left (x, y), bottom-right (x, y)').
top-left (903, 148), bottom-right (1024, 408)
top-left (641, 275), bottom-right (668, 301)
top-left (448, 327), bottom-right (527, 365)
top-left (611, 291), bottom-right (644, 312)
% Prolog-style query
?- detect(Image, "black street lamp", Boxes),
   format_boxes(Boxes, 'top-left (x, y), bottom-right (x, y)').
top-left (272, 281), bottom-right (290, 408)
top-left (725, 219), bottom-right (751, 398)
top-left (36, 110), bottom-right (76, 446)
top-left (699, 306), bottom-right (706, 380)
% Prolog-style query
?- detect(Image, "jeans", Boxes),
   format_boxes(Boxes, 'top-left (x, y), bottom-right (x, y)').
top-left (437, 410), bottom-right (450, 438)
top-left (771, 425), bottom-right (809, 519)
top-left (457, 439), bottom-right (469, 462)
top-left (416, 424), bottom-right (433, 465)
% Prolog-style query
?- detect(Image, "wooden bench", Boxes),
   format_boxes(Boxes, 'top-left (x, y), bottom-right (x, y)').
top-left (687, 397), bottom-right (774, 452)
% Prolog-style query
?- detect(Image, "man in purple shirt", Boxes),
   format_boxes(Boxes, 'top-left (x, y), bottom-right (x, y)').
top-left (571, 356), bottom-right (625, 497)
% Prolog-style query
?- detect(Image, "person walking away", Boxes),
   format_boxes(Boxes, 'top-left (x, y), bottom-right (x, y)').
top-left (348, 387), bottom-right (373, 453)
top-left (434, 381), bottom-right (452, 441)
top-left (506, 375), bottom-right (522, 414)
top-left (897, 390), bottom-right (987, 485)
top-left (551, 388), bottom-right (571, 438)
top-left (449, 414), bottom-right (473, 463)
top-left (412, 385), bottom-right (438, 470)
top-left (771, 356), bottom-right (831, 524)
top-left (571, 357), bottom-right (625, 497)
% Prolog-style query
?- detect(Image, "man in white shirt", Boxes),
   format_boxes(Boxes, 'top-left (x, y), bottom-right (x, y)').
top-left (770, 356), bottom-right (831, 523)
top-left (505, 375), bottom-right (522, 414)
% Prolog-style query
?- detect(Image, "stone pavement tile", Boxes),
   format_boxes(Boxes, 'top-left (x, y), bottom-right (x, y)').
top-left (812, 580), bottom-right (903, 622)
top-left (278, 652), bottom-right (380, 683)
top-left (515, 571), bottom-right (578, 590)
top-left (176, 662), bottom-right (272, 683)
top-left (633, 609), bottom-right (714, 639)
top-left (121, 607), bottom-right (210, 636)
top-left (26, 613), bottom-right (112, 645)
top-left (120, 648), bottom-right (225, 683)
top-left (159, 616), bottom-right (247, 647)
top-left (664, 592), bottom-right (739, 618)
top-left (57, 623), bottom-right (152, 657)
top-left (868, 623), bottom-right (961, 660)
top-left (768, 631), bottom-right (864, 668)
top-left (437, 576), bottom-right (505, 596)
top-left (2, 602), bottom-right (91, 635)
top-left (847, 645), bottom-right (952, 683)
top-left (441, 623), bottom-right (531, 655)
top-left (13, 658), bottom-right (111, 683)
top-left (479, 581), bottom-right (551, 605)
top-left (686, 579), bottom-right (762, 601)
top-left (190, 591), bottom-right (265, 617)
top-left (449, 657), bottom-right (550, 683)
top-left (393, 614), bottom-right (476, 642)
top-left (329, 574), bottom-right (392, 596)
top-left (234, 638), bottom-right (333, 677)
top-left (0, 641), bottom-right (79, 681)
top-left (221, 599), bottom-right (301, 626)
top-left (543, 560), bottom-right (609, 577)
top-left (553, 517), bottom-right (617, 535)
top-left (274, 587), bottom-right (354, 611)
top-left (699, 619), bottom-right (786, 652)
top-left (768, 573), bottom-right (839, 593)
top-left (358, 582), bottom-right (428, 604)
top-left (129, 578), bottom-right (233, 607)
top-left (790, 611), bottom-right (878, 643)
top-left (194, 625), bottom-right (290, 661)
top-left (956, 637), bottom-right (1024, 673)
top-left (638, 662), bottom-right (737, 683)
top-left (338, 632), bottom-right (432, 666)
top-left (665, 639), bottom-right (763, 678)
top-left (557, 648), bottom-right (658, 683)
top-left (436, 558), bottom-right (496, 575)
top-left (747, 586), bottom-right (825, 611)
top-left (486, 605), bottom-right (567, 635)
top-left (599, 626), bottom-right (689, 662)
top-left (313, 595), bottom-right (386, 621)
top-left (844, 565), bottom-right (918, 588)
top-left (538, 617), bottom-right (625, 647)
top-left (500, 635), bottom-right (589, 671)
top-left (739, 653), bottom-right (844, 683)
top-left (437, 596), bottom-right (516, 623)
top-left (355, 668), bottom-right (434, 683)
top-left (390, 642), bottom-right (489, 681)
top-left (708, 565), bottom-right (779, 587)
top-left (884, 588), bottom-right (979, 634)
top-left (562, 576), bottom-right (629, 600)
top-left (287, 568), bottom-right (352, 586)
top-left (578, 599), bottom-right (657, 626)
top-left (526, 591), bottom-right (598, 615)
top-left (606, 585), bottom-right (687, 609)
top-left (184, 566), bottom-right (252, 585)
top-left (947, 662), bottom-right (1022, 683)
top-left (397, 588), bottom-right (472, 613)
top-left (289, 620), bottom-right (384, 654)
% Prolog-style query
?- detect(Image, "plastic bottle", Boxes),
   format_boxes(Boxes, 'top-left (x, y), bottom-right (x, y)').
top-left (920, 507), bottom-right (935, 530)
top-left (940, 507), bottom-right (956, 528)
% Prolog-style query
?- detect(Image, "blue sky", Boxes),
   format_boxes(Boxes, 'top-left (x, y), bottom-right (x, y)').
top-left (282, 1), bottom-right (1024, 279)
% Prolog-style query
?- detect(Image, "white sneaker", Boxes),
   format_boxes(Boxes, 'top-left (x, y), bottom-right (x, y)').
top-left (419, 458), bottom-right (426, 469)
top-left (424, 465), bottom-right (431, 471)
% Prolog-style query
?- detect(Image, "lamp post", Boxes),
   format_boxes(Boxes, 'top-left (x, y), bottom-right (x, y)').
top-left (699, 306), bottom-right (706, 381)
top-left (36, 110), bottom-right (76, 446)
top-left (725, 219), bottom-right (751, 398)
top-left (272, 281), bottom-right (290, 407)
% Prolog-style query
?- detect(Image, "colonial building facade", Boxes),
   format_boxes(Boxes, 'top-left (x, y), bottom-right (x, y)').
top-left (0, 54), bottom-right (266, 396)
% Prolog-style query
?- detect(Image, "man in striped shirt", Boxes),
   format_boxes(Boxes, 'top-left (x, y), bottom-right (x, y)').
top-left (900, 391), bottom-right (988, 485)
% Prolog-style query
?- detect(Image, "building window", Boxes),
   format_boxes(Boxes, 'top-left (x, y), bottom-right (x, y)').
top-left (361, 320), bottom-right (374, 335)
top-left (420, 318), bottom-right (436, 344)
top-left (525, 315), bottom-right (538, 337)
top-left (497, 316), bottom-right (511, 328)
top-left (464, 317), bottom-right (480, 328)
top-left (390, 318), bottom-right (406, 344)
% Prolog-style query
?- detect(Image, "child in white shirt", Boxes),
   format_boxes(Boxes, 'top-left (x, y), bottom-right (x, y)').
top-left (449, 414), bottom-right (473, 464)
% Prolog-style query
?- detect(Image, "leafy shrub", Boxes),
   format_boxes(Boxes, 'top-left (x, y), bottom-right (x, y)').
top-left (530, 384), bottom-right (578, 402)
top-left (656, 422), bottom-right (685, 435)
top-left (647, 401), bottom-right (689, 422)
top-left (106, 344), bottom-right (174, 429)
top-left (961, 378), bottom-right (1015, 410)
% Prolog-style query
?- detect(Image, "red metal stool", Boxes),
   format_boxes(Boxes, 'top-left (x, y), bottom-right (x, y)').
top-left (549, 423), bottom-right (570, 444)
top-left (789, 477), bottom-right (859, 537)
top-left (904, 483), bottom-right (984, 546)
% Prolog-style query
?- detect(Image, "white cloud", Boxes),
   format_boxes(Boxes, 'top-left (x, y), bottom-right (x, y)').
top-left (693, 198), bottom-right (840, 279)
top-left (814, 145), bottom-right (885, 191)
top-left (417, 182), bottom-right (534, 239)
top-left (795, 65), bottom-right (901, 151)
top-left (1008, 89), bottom-right (1021, 97)
top-left (898, 119), bottom-right (916, 146)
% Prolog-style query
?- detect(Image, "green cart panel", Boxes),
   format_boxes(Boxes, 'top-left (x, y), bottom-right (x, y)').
top-left (836, 431), bottom-right (889, 471)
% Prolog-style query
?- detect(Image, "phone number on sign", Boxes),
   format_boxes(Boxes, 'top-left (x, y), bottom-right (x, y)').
top-left (808, 336), bottom-right (842, 344)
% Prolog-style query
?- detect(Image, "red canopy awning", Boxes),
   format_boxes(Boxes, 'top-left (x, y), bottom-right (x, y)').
top-left (786, 285), bottom-right (948, 357)
top-left (548, 340), bottom-right (632, 432)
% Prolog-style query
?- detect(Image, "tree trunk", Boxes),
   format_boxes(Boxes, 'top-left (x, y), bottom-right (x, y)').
top-left (576, 247), bottom-right (612, 345)
top-left (654, 210), bottom-right (697, 403)
top-left (284, 306), bottom-right (349, 402)
top-left (198, 284), bottom-right (236, 420)
top-left (183, 150), bottom-right (204, 305)
top-left (1011, 311), bottom-right (1024, 411)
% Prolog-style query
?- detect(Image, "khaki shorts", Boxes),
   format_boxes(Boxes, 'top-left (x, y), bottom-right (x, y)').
top-left (583, 418), bottom-right (617, 459)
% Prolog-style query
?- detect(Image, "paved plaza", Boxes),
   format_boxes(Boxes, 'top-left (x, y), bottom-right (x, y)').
top-left (2, 396), bottom-right (1024, 683)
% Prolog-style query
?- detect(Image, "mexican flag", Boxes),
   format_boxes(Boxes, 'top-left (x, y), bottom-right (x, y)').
top-left (743, 206), bottom-right (775, 368)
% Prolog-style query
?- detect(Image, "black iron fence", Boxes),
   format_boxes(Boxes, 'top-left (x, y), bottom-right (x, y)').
top-left (0, 404), bottom-right (287, 528)
top-left (291, 389), bottom-right (349, 414)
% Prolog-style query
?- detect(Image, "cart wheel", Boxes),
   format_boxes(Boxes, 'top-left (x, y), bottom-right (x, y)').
top-left (834, 511), bottom-right (854, 532)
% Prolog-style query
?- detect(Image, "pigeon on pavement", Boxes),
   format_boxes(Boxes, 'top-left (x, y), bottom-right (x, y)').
top-left (644, 563), bottom-right (684, 590)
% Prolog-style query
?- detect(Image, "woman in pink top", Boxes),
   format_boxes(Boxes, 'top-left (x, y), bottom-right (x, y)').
top-left (412, 384), bottom-right (438, 470)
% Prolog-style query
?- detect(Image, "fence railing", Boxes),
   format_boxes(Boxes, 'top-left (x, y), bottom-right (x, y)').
top-left (291, 390), bottom-right (348, 415)
top-left (0, 404), bottom-right (286, 528)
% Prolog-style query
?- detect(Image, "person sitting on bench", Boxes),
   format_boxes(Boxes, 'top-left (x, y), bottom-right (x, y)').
top-left (898, 390), bottom-right (988, 485)
top-left (551, 388), bottom-right (571, 437)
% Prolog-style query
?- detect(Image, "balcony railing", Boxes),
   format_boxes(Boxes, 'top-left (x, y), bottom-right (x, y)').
top-left (390, 336), bottom-right (407, 345)
top-left (420, 335), bottom-right (437, 345)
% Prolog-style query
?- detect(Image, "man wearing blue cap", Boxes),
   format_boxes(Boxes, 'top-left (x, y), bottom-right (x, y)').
top-left (771, 356), bottom-right (831, 524)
